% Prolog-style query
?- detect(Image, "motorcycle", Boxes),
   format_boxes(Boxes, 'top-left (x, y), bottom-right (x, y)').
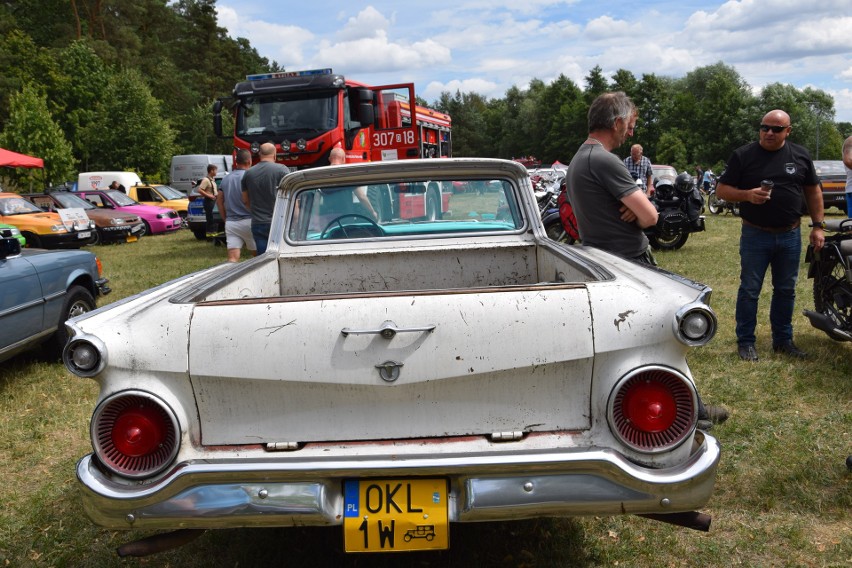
top-left (706, 177), bottom-right (740, 216)
top-left (530, 168), bottom-right (565, 215)
top-left (803, 217), bottom-right (852, 341)
top-left (645, 172), bottom-right (706, 251)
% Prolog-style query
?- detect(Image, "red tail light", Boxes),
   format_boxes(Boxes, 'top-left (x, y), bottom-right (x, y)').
top-left (608, 367), bottom-right (696, 452)
top-left (92, 392), bottom-right (179, 479)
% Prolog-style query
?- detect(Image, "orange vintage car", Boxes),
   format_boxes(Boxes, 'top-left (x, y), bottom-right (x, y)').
top-left (0, 192), bottom-right (95, 248)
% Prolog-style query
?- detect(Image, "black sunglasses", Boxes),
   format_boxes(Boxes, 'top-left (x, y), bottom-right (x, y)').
top-left (760, 124), bottom-right (789, 133)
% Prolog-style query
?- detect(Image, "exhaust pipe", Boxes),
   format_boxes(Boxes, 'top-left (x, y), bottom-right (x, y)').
top-left (117, 529), bottom-right (206, 557)
top-left (802, 310), bottom-right (852, 341)
top-left (638, 511), bottom-right (712, 532)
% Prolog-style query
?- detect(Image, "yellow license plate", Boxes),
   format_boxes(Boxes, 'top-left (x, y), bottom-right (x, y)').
top-left (343, 478), bottom-right (448, 552)
top-left (126, 235), bottom-right (138, 242)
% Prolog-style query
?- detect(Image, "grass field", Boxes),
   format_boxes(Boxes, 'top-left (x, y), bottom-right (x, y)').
top-left (1, 212), bottom-right (850, 567)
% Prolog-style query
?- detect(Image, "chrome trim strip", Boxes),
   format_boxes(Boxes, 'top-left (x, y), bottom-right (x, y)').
top-left (77, 433), bottom-right (720, 529)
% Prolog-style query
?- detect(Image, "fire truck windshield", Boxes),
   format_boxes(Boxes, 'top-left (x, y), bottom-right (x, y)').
top-left (236, 92), bottom-right (338, 138)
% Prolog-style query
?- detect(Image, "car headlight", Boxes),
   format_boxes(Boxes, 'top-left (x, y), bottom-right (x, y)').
top-left (157, 212), bottom-right (169, 219)
top-left (674, 303), bottom-right (717, 346)
top-left (50, 223), bottom-right (67, 232)
top-left (110, 218), bottom-right (124, 225)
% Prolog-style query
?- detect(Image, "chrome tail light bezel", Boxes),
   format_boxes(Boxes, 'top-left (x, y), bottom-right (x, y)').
top-left (607, 366), bottom-right (698, 454)
top-left (91, 390), bottom-right (180, 479)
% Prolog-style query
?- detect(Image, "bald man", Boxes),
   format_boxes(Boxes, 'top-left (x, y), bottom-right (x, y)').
top-left (716, 109), bottom-right (824, 361)
top-left (241, 142), bottom-right (290, 254)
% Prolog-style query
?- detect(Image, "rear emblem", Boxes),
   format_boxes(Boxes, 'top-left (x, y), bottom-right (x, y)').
top-left (376, 361), bottom-right (404, 382)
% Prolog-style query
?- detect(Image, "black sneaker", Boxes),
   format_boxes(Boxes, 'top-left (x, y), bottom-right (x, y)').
top-left (738, 344), bottom-right (758, 362)
top-left (773, 342), bottom-right (808, 359)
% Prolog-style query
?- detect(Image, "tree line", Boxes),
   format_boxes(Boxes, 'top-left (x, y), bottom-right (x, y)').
top-left (436, 63), bottom-right (850, 174)
top-left (1, 0), bottom-right (848, 189)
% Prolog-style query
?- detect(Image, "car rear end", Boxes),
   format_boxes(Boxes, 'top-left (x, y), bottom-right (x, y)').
top-left (814, 160), bottom-right (847, 213)
top-left (65, 259), bottom-right (719, 552)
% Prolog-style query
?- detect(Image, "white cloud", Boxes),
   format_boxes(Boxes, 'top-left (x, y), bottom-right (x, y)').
top-left (336, 6), bottom-right (392, 41)
top-left (217, 4), bottom-right (314, 67)
top-left (421, 78), bottom-right (500, 101)
top-left (584, 16), bottom-right (636, 40)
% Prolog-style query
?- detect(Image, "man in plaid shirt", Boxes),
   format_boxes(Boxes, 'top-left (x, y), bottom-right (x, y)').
top-left (623, 144), bottom-right (653, 193)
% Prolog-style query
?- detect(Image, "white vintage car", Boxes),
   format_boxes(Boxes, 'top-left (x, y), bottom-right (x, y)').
top-left (64, 158), bottom-right (720, 555)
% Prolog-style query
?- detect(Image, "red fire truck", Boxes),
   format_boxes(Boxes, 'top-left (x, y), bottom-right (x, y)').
top-left (213, 69), bottom-right (452, 220)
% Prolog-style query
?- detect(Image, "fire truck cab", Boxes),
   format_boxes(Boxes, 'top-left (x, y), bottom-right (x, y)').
top-left (214, 69), bottom-right (451, 169)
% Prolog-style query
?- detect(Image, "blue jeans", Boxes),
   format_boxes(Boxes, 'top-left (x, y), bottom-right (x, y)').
top-left (735, 224), bottom-right (801, 346)
top-left (251, 222), bottom-right (271, 255)
top-left (846, 192), bottom-right (852, 215)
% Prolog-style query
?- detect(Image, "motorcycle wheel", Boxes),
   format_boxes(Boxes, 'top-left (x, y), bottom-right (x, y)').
top-left (544, 218), bottom-right (574, 244)
top-left (649, 231), bottom-right (689, 251)
top-left (812, 257), bottom-right (852, 340)
top-left (707, 193), bottom-right (722, 215)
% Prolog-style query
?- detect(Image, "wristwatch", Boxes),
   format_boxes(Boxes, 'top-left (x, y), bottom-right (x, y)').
top-left (810, 221), bottom-right (826, 229)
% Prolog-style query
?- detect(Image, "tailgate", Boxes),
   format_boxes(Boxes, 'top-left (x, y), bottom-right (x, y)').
top-left (189, 286), bottom-right (593, 445)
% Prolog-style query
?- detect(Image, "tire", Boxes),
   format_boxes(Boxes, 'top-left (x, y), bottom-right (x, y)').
top-left (544, 217), bottom-right (572, 244)
top-left (707, 193), bottom-right (721, 215)
top-left (649, 231), bottom-right (689, 250)
top-left (812, 255), bottom-right (852, 339)
top-left (139, 221), bottom-right (150, 237)
top-left (42, 285), bottom-right (96, 360)
top-left (90, 229), bottom-right (102, 245)
top-left (22, 232), bottom-right (41, 248)
top-left (425, 188), bottom-right (441, 221)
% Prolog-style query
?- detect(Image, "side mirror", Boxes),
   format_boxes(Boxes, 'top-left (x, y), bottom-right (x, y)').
top-left (358, 102), bottom-right (375, 127)
top-left (0, 235), bottom-right (22, 259)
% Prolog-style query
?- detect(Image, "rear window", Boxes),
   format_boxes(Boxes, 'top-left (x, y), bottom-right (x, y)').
top-left (287, 178), bottom-right (524, 242)
top-left (813, 161), bottom-right (845, 176)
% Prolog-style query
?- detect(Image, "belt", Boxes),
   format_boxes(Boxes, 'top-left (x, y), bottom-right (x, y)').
top-left (742, 218), bottom-right (800, 233)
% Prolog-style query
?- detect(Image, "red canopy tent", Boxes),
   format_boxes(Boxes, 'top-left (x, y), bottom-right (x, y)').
top-left (0, 148), bottom-right (44, 169)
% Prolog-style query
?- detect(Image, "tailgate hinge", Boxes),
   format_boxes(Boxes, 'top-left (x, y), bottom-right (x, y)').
top-left (265, 442), bottom-right (301, 451)
top-left (490, 431), bottom-right (524, 442)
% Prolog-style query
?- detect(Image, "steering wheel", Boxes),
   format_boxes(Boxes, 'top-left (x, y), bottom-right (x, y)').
top-left (321, 213), bottom-right (382, 239)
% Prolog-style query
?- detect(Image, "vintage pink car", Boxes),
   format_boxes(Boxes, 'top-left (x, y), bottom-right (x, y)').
top-left (75, 189), bottom-right (182, 235)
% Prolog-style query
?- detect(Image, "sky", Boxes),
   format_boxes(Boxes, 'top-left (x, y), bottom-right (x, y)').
top-left (216, 0), bottom-right (852, 127)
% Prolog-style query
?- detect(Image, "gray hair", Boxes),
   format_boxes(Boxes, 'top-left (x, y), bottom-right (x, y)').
top-left (588, 92), bottom-right (636, 132)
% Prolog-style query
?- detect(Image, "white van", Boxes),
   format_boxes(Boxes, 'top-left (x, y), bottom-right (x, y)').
top-left (169, 154), bottom-right (233, 194)
top-left (78, 171), bottom-right (142, 192)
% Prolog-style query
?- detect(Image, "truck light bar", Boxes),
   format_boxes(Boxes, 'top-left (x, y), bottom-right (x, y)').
top-left (246, 68), bottom-right (333, 81)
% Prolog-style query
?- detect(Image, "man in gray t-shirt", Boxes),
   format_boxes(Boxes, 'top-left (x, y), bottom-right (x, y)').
top-left (241, 142), bottom-right (290, 254)
top-left (566, 92), bottom-right (658, 262)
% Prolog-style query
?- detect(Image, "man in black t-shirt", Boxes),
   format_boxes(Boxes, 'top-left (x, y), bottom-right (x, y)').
top-left (716, 109), bottom-right (825, 361)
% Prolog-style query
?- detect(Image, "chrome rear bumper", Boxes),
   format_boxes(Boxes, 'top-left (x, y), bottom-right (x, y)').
top-left (77, 432), bottom-right (720, 530)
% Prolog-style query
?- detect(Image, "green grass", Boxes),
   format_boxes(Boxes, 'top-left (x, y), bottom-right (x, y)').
top-left (1, 216), bottom-right (850, 567)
